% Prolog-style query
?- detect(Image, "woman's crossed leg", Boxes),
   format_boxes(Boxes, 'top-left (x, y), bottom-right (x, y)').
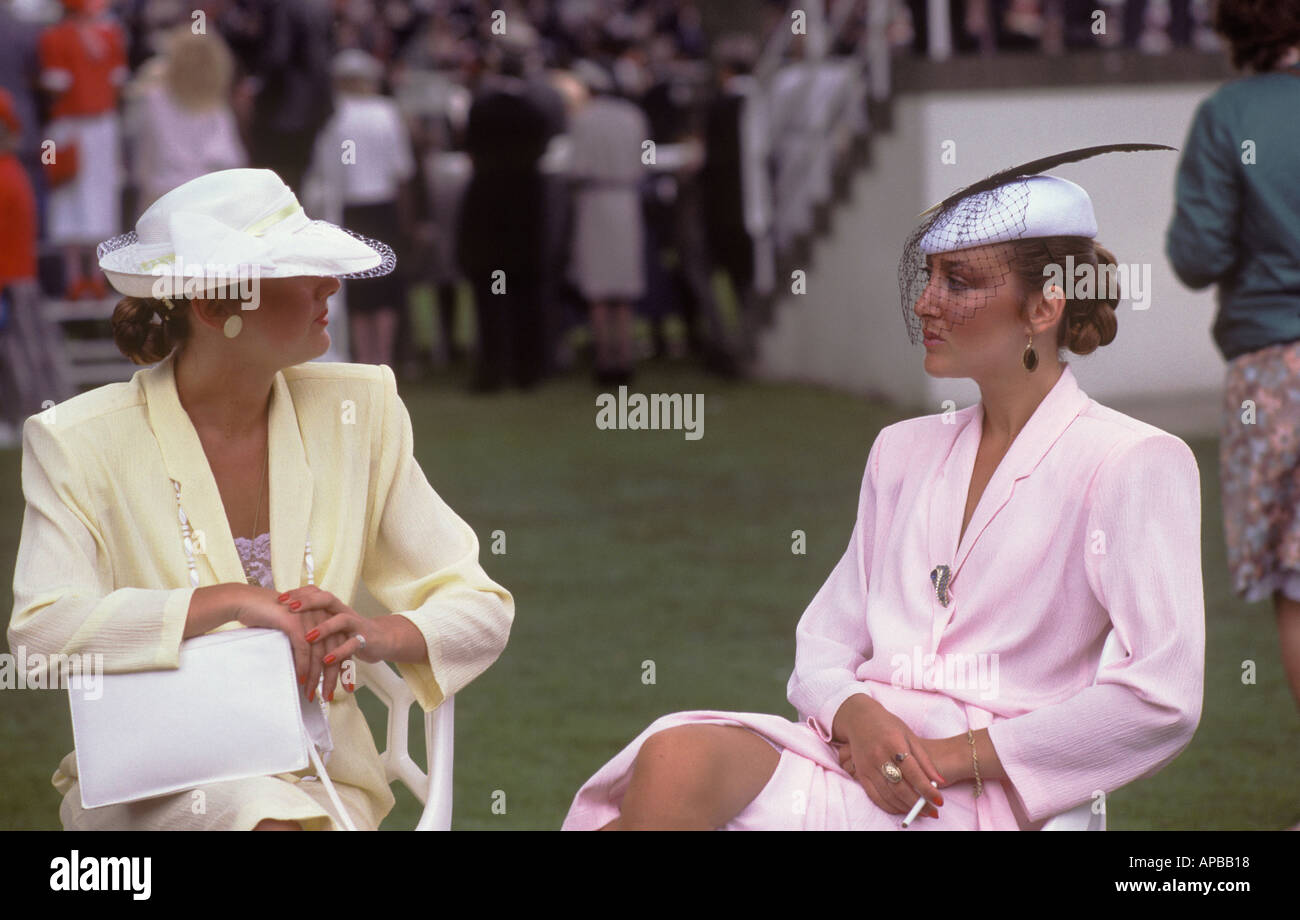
top-left (600, 724), bottom-right (782, 830)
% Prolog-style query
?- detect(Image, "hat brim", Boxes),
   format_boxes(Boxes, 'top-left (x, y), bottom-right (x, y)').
top-left (99, 220), bottom-right (395, 299)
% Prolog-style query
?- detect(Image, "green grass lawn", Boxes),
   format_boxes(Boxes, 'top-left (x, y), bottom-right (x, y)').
top-left (0, 356), bottom-right (1295, 830)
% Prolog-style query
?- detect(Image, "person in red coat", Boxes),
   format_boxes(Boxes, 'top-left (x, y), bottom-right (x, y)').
top-left (0, 90), bottom-right (36, 290)
top-left (38, 0), bottom-right (127, 300)
top-left (0, 88), bottom-right (69, 436)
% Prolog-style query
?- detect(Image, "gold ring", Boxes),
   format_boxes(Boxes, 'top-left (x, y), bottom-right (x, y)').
top-left (881, 762), bottom-right (903, 784)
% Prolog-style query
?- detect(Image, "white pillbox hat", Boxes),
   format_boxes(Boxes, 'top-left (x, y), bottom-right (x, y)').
top-left (918, 175), bottom-right (1098, 255)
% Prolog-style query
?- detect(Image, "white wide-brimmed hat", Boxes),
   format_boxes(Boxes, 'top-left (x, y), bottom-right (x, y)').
top-left (98, 168), bottom-right (395, 299)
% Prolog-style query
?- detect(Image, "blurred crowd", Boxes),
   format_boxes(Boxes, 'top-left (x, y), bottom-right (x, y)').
top-left (0, 0), bottom-right (1222, 405)
top-left (902, 0), bottom-right (1222, 55)
top-left (2, 0), bottom-right (819, 395)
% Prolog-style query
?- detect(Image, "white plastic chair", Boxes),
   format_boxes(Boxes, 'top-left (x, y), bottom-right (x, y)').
top-left (355, 660), bottom-right (454, 830)
top-left (1039, 629), bottom-right (1125, 831)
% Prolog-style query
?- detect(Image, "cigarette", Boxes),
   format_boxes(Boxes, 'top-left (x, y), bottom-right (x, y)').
top-left (900, 781), bottom-right (938, 828)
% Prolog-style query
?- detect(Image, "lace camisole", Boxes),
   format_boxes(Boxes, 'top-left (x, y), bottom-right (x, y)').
top-left (234, 532), bottom-right (274, 589)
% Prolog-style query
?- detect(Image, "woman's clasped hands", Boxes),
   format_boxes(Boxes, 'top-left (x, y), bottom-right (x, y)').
top-left (236, 585), bottom-right (384, 702)
top-left (829, 693), bottom-right (951, 822)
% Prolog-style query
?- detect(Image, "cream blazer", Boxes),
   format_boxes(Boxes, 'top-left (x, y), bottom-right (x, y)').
top-left (9, 348), bottom-right (513, 827)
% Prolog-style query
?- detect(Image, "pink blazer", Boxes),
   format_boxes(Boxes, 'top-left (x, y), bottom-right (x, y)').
top-left (788, 363), bottom-right (1205, 825)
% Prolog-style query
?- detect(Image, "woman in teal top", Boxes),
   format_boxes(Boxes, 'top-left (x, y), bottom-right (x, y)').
top-left (1165, 0), bottom-right (1300, 720)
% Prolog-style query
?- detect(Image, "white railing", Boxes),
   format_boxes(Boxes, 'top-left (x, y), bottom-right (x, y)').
top-left (758, 1), bottom-right (883, 263)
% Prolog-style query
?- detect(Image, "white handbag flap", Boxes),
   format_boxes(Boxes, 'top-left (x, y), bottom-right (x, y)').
top-left (69, 627), bottom-right (311, 809)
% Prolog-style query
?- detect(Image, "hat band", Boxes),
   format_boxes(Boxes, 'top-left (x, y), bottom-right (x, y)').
top-left (137, 202), bottom-right (305, 272)
top-left (243, 202), bottom-right (305, 236)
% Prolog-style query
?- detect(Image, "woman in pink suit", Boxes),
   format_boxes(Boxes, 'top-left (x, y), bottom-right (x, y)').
top-left (563, 148), bottom-right (1205, 830)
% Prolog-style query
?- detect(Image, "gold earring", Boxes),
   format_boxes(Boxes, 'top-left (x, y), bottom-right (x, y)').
top-left (223, 314), bottom-right (243, 338)
top-left (1022, 333), bottom-right (1038, 372)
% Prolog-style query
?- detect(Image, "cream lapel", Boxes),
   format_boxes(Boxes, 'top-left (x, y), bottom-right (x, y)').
top-left (925, 365), bottom-right (1091, 612)
top-left (141, 349), bottom-right (316, 592)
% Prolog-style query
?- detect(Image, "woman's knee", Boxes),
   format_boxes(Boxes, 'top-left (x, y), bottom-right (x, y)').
top-left (633, 725), bottom-right (727, 785)
top-left (253, 818), bottom-right (303, 831)
top-left (621, 727), bottom-right (726, 823)
top-left (621, 724), bottom-right (779, 827)
top-left (638, 723), bottom-right (709, 758)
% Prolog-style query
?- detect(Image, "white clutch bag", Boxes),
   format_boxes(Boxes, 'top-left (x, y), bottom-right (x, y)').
top-left (67, 627), bottom-right (357, 829)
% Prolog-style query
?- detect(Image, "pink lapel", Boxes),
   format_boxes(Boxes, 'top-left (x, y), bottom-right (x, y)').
top-left (924, 365), bottom-right (1091, 616)
top-left (140, 348), bottom-right (316, 591)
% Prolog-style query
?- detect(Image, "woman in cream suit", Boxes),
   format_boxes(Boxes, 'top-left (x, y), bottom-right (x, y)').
top-left (564, 152), bottom-right (1206, 830)
top-left (8, 168), bottom-right (513, 830)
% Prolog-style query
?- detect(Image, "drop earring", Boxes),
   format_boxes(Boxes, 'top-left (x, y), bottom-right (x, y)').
top-left (1022, 333), bottom-right (1038, 372)
top-left (223, 313), bottom-right (243, 338)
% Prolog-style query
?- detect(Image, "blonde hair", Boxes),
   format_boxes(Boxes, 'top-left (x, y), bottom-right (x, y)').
top-left (163, 27), bottom-right (234, 111)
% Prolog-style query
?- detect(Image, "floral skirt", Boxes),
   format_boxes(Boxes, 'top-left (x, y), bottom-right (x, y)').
top-left (1219, 339), bottom-right (1300, 604)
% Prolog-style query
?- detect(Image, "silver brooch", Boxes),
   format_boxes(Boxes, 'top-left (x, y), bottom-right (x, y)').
top-left (930, 565), bottom-right (952, 607)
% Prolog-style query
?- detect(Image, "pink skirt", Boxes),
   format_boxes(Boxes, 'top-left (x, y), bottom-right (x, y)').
top-left (561, 696), bottom-right (1036, 830)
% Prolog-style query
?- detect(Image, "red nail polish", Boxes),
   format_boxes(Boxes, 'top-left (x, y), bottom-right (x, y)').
top-left (323, 653), bottom-right (335, 665)
top-left (278, 593), bottom-right (289, 602)
top-left (298, 675), bottom-right (305, 686)
top-left (308, 687), bottom-right (314, 702)
top-left (326, 690), bottom-right (334, 702)
top-left (290, 601), bottom-right (301, 610)
top-left (305, 628), bottom-right (319, 642)
top-left (935, 794), bottom-right (945, 806)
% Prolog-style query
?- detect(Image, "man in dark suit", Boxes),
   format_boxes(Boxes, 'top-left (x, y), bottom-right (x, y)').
top-left (455, 44), bottom-right (555, 391)
top-left (701, 34), bottom-right (771, 362)
top-left (219, 0), bottom-right (335, 192)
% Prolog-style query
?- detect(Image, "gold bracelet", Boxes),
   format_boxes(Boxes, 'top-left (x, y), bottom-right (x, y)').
top-left (966, 728), bottom-right (983, 799)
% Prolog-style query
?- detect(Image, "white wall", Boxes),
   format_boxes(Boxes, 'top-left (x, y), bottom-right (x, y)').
top-left (757, 82), bottom-right (1227, 437)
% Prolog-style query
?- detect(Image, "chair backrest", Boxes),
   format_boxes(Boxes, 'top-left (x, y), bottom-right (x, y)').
top-left (355, 660), bottom-right (454, 830)
top-left (1040, 628), bottom-right (1124, 831)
